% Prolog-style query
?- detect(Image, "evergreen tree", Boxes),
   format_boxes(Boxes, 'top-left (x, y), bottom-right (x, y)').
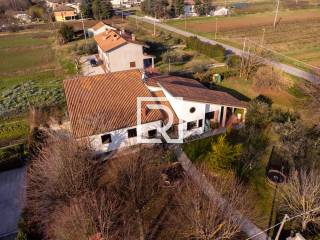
top-left (92, 0), bottom-right (113, 20)
top-left (194, 0), bottom-right (205, 15)
top-left (100, 0), bottom-right (114, 19)
top-left (175, 0), bottom-right (184, 16)
top-left (80, 0), bottom-right (93, 18)
top-left (92, 0), bottom-right (102, 20)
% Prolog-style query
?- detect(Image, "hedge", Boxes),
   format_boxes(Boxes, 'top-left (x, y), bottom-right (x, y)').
top-left (186, 36), bottom-right (226, 62)
top-left (0, 143), bottom-right (27, 172)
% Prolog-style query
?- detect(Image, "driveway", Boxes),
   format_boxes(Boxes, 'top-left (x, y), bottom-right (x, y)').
top-left (80, 55), bottom-right (105, 76)
top-left (133, 16), bottom-right (320, 85)
top-left (0, 167), bottom-right (26, 239)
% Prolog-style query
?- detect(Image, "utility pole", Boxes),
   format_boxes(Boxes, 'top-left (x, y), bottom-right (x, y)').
top-left (273, 0), bottom-right (280, 29)
top-left (275, 214), bottom-right (289, 240)
top-left (240, 37), bottom-right (246, 77)
top-left (80, 12), bottom-right (87, 43)
top-left (215, 18), bottom-right (218, 40)
top-left (168, 58), bottom-right (171, 72)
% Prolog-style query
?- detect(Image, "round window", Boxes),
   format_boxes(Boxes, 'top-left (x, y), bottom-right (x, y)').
top-left (190, 107), bottom-right (196, 113)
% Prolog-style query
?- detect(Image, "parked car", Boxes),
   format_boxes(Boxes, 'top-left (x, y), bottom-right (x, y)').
top-left (90, 59), bottom-right (98, 67)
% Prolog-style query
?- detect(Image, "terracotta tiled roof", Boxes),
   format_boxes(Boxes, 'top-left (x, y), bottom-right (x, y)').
top-left (91, 21), bottom-right (106, 31)
top-left (147, 75), bottom-right (247, 108)
top-left (94, 29), bottom-right (145, 53)
top-left (64, 70), bottom-right (163, 138)
top-left (151, 91), bottom-right (180, 125)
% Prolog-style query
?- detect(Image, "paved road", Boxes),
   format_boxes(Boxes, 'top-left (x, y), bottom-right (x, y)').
top-left (133, 16), bottom-right (320, 85)
top-left (174, 146), bottom-right (270, 240)
top-left (0, 167), bottom-right (26, 239)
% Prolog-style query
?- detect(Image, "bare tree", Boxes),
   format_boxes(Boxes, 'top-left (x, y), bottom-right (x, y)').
top-left (280, 169), bottom-right (320, 231)
top-left (49, 191), bottom-right (120, 240)
top-left (104, 147), bottom-right (170, 240)
top-left (26, 134), bottom-right (99, 237)
top-left (174, 174), bottom-right (250, 240)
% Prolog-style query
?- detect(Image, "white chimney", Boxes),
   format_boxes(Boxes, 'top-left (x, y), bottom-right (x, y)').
top-left (132, 34), bottom-right (135, 41)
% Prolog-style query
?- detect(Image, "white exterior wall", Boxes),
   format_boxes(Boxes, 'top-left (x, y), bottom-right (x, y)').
top-left (89, 120), bottom-right (162, 152)
top-left (184, 5), bottom-right (197, 16)
top-left (160, 86), bottom-right (222, 138)
top-left (107, 43), bottom-right (145, 72)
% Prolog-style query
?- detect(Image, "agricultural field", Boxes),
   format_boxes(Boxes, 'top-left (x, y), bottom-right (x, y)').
top-left (0, 28), bottom-right (78, 146)
top-left (167, 8), bottom-right (320, 72)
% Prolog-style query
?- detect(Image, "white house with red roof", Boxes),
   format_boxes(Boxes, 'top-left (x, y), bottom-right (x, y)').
top-left (63, 70), bottom-right (247, 153)
top-left (94, 29), bottom-right (155, 73)
top-left (87, 21), bottom-right (116, 37)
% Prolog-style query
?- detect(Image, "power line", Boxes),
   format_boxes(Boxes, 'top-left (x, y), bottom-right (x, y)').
top-left (246, 206), bottom-right (320, 240)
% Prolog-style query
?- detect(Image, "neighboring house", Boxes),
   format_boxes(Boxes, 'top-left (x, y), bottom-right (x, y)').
top-left (46, 0), bottom-right (65, 10)
top-left (53, 5), bottom-right (78, 21)
top-left (94, 29), bottom-right (155, 72)
top-left (63, 70), bottom-right (247, 153)
top-left (211, 7), bottom-right (229, 16)
top-left (13, 12), bottom-right (31, 23)
top-left (184, 0), bottom-right (197, 16)
top-left (87, 21), bottom-right (116, 37)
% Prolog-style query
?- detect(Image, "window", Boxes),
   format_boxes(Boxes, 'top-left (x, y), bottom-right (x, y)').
top-left (130, 61), bottom-right (136, 68)
top-left (198, 119), bottom-right (203, 128)
top-left (101, 134), bottom-right (112, 144)
top-left (128, 128), bottom-right (137, 138)
top-left (148, 129), bottom-right (157, 138)
top-left (187, 121), bottom-right (197, 130)
top-left (190, 107), bottom-right (196, 113)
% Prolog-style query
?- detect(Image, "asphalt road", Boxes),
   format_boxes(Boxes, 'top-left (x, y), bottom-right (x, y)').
top-left (0, 167), bottom-right (26, 239)
top-left (133, 16), bottom-right (320, 85)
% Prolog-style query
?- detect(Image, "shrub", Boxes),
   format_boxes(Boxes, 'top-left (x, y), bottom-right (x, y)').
top-left (226, 55), bottom-right (241, 69)
top-left (58, 24), bottom-right (74, 44)
top-left (272, 108), bottom-right (300, 123)
top-left (253, 66), bottom-right (292, 91)
top-left (245, 100), bottom-right (272, 129)
top-left (186, 37), bottom-right (226, 62)
top-left (75, 41), bottom-right (98, 55)
top-left (255, 94), bottom-right (273, 106)
top-left (209, 135), bottom-right (242, 169)
top-left (161, 50), bottom-right (191, 63)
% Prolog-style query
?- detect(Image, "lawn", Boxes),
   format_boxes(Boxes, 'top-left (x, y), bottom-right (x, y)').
top-left (183, 133), bottom-right (277, 230)
top-left (0, 29), bottom-right (78, 146)
top-left (166, 8), bottom-right (320, 73)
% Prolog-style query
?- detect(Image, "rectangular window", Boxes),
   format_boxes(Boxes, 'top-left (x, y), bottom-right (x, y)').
top-left (187, 121), bottom-right (197, 131)
top-left (198, 119), bottom-right (203, 128)
top-left (148, 129), bottom-right (157, 138)
top-left (101, 134), bottom-right (112, 144)
top-left (130, 61), bottom-right (136, 68)
top-left (128, 128), bottom-right (137, 138)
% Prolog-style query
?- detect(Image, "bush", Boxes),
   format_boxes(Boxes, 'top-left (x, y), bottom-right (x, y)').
top-left (255, 94), bottom-right (273, 106)
top-left (0, 143), bottom-right (27, 172)
top-left (226, 55), bottom-right (241, 69)
top-left (272, 108), bottom-right (300, 123)
top-left (75, 41), bottom-right (98, 55)
top-left (209, 135), bottom-right (242, 169)
top-left (161, 50), bottom-right (191, 63)
top-left (58, 24), bottom-right (74, 44)
top-left (253, 66), bottom-right (292, 91)
top-left (186, 37), bottom-right (226, 62)
top-left (246, 100), bottom-right (272, 129)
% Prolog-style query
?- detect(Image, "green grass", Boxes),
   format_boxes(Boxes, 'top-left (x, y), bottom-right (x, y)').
top-left (0, 120), bottom-right (29, 146)
top-left (0, 29), bottom-right (77, 145)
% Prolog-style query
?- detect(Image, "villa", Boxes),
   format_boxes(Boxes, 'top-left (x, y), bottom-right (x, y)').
top-left (63, 70), bottom-right (247, 153)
